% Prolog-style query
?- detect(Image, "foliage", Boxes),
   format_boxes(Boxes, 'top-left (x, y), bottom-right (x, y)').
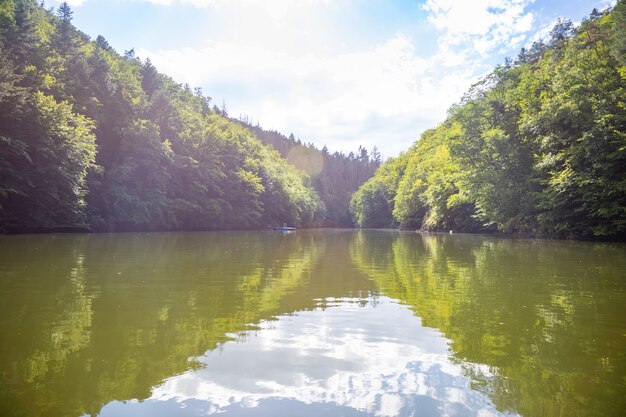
top-left (350, 2), bottom-right (626, 239)
top-left (0, 52), bottom-right (96, 231)
top-left (244, 124), bottom-right (380, 226)
top-left (350, 151), bottom-right (411, 228)
top-left (393, 123), bottom-right (485, 232)
top-left (0, 0), bottom-right (340, 232)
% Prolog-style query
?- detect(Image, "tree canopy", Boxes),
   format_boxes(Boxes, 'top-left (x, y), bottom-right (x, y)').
top-left (0, 0), bottom-right (380, 232)
top-left (351, 2), bottom-right (626, 240)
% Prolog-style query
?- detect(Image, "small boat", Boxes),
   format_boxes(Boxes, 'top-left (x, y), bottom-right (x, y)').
top-left (273, 226), bottom-right (296, 232)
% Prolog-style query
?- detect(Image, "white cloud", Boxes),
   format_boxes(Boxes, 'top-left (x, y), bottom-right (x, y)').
top-left (51, 0), bottom-right (87, 6)
top-left (140, 0), bottom-right (223, 6)
top-left (134, 0), bottom-right (335, 11)
top-left (138, 32), bottom-right (484, 157)
top-left (49, 0), bottom-right (541, 157)
top-left (599, 0), bottom-right (618, 9)
top-left (134, 0), bottom-right (538, 156)
top-left (424, 0), bottom-right (534, 36)
top-left (53, 0), bottom-right (337, 12)
top-left (423, 0), bottom-right (535, 56)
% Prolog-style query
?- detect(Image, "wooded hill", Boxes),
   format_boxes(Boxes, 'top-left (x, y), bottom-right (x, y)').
top-left (242, 124), bottom-right (381, 226)
top-left (351, 2), bottom-right (626, 240)
top-left (0, 0), bottom-right (377, 232)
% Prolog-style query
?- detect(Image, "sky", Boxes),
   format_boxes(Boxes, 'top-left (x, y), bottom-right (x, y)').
top-left (49, 0), bottom-right (615, 157)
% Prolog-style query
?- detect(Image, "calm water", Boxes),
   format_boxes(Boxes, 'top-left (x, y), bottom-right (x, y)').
top-left (0, 230), bottom-right (625, 417)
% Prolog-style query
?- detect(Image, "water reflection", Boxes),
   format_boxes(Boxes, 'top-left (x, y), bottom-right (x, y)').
top-left (351, 231), bottom-right (626, 417)
top-left (98, 298), bottom-right (515, 417)
top-left (0, 230), bottom-right (625, 417)
top-left (0, 231), bottom-right (330, 417)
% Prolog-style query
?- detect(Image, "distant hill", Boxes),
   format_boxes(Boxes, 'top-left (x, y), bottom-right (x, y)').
top-left (241, 123), bottom-right (381, 226)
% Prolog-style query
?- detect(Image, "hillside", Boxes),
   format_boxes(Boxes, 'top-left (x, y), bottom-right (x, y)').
top-left (351, 2), bottom-right (626, 240)
top-left (0, 0), bottom-right (376, 232)
top-left (242, 124), bottom-right (381, 226)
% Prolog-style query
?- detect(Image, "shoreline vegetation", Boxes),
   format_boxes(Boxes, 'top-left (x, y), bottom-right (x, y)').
top-left (350, 1), bottom-right (626, 241)
top-left (1, 1), bottom-right (625, 241)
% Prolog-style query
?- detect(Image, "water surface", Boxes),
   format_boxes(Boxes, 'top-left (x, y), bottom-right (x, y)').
top-left (0, 230), bottom-right (624, 417)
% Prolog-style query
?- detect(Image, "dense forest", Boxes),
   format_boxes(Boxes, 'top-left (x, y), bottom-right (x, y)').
top-left (0, 0), bottom-right (377, 233)
top-left (241, 124), bottom-right (381, 226)
top-left (351, 1), bottom-right (626, 240)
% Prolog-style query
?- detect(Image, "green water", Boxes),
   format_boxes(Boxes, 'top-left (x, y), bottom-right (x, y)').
top-left (0, 230), bottom-right (624, 417)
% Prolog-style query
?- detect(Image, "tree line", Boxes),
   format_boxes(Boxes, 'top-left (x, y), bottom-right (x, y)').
top-left (242, 123), bottom-right (381, 226)
top-left (0, 0), bottom-right (377, 233)
top-left (351, 2), bottom-right (626, 240)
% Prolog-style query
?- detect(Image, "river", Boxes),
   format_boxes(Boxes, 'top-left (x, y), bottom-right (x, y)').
top-left (0, 230), bottom-right (624, 417)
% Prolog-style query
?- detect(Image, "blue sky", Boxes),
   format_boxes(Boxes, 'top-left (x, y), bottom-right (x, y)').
top-left (50, 0), bottom-right (615, 157)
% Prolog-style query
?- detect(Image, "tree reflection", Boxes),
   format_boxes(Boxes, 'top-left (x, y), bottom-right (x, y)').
top-left (350, 231), bottom-right (626, 417)
top-left (1, 231), bottom-right (624, 417)
top-left (0, 232), bottom-right (326, 417)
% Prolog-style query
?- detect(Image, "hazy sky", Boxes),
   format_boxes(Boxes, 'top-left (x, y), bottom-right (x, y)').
top-left (51, 0), bottom-right (614, 157)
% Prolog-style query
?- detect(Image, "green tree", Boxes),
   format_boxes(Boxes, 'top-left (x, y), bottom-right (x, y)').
top-left (0, 88), bottom-right (96, 231)
top-left (393, 123), bottom-right (484, 232)
top-left (350, 151), bottom-right (411, 228)
top-left (352, 2), bottom-right (625, 239)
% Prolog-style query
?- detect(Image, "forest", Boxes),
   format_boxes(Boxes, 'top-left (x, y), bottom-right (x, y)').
top-left (0, 0), bottom-right (378, 233)
top-left (351, 1), bottom-right (626, 240)
top-left (242, 124), bottom-right (381, 226)
top-left (2, 0), bottom-right (625, 239)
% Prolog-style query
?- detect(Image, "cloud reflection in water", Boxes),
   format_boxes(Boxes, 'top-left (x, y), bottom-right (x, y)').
top-left (97, 297), bottom-right (518, 417)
